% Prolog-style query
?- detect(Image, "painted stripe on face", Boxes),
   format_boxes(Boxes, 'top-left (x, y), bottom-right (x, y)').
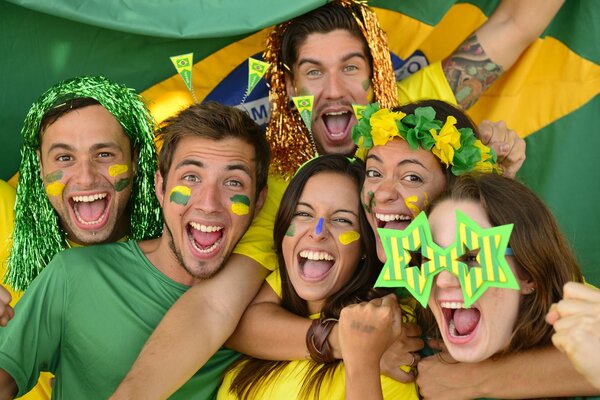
top-left (285, 223), bottom-right (296, 237)
top-left (44, 170), bottom-right (63, 183)
top-left (108, 164), bottom-right (129, 177)
top-left (230, 194), bottom-right (250, 216)
top-left (114, 178), bottom-right (131, 192)
top-left (339, 231), bottom-right (360, 245)
top-left (315, 217), bottom-right (324, 235)
top-left (169, 185), bottom-right (191, 206)
top-left (46, 181), bottom-right (65, 197)
top-left (404, 195), bottom-right (421, 217)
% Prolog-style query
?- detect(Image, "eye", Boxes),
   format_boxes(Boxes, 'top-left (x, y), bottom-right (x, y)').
top-left (182, 174), bottom-right (199, 183)
top-left (225, 179), bottom-right (243, 188)
top-left (458, 249), bottom-right (480, 268)
top-left (402, 174), bottom-right (423, 183)
top-left (56, 155), bottom-right (72, 162)
top-left (98, 152), bottom-right (112, 158)
top-left (343, 64), bottom-right (359, 73)
top-left (333, 217), bottom-right (353, 225)
top-left (366, 169), bottom-right (382, 179)
top-left (306, 69), bottom-right (322, 78)
top-left (294, 211), bottom-right (311, 219)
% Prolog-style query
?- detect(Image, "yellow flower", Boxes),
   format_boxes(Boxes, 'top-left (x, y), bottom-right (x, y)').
top-left (430, 116), bottom-right (461, 167)
top-left (370, 109), bottom-right (405, 147)
top-left (474, 139), bottom-right (493, 162)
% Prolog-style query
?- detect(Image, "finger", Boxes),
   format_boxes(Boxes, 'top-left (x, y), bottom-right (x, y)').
top-left (0, 287), bottom-right (12, 305)
top-left (556, 298), bottom-right (599, 318)
top-left (381, 293), bottom-right (398, 308)
top-left (477, 120), bottom-right (495, 145)
top-left (563, 281), bottom-right (600, 302)
top-left (546, 303), bottom-right (560, 325)
top-left (402, 322), bottom-right (423, 337)
top-left (427, 337), bottom-right (448, 352)
top-left (552, 313), bottom-right (586, 332)
top-left (381, 366), bottom-right (416, 383)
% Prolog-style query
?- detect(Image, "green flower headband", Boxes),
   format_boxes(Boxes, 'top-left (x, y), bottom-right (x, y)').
top-left (352, 103), bottom-right (499, 176)
top-left (7, 75), bottom-right (163, 291)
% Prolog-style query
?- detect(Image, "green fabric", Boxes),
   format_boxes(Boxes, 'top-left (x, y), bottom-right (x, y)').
top-left (0, 240), bottom-right (240, 399)
top-left (519, 95), bottom-right (600, 286)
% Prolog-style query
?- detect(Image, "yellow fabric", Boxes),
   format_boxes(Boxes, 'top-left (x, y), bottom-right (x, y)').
top-left (396, 61), bottom-right (457, 106)
top-left (217, 303), bottom-right (418, 400)
top-left (0, 181), bottom-right (52, 400)
top-left (233, 174), bottom-right (288, 272)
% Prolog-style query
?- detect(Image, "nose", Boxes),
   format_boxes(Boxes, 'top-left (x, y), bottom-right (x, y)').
top-left (75, 159), bottom-right (100, 188)
top-left (322, 73), bottom-right (344, 100)
top-left (435, 270), bottom-right (461, 289)
top-left (373, 177), bottom-right (400, 204)
top-left (308, 217), bottom-right (327, 241)
top-left (192, 183), bottom-right (221, 214)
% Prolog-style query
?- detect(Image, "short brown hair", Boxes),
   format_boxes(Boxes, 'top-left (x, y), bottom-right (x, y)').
top-left (157, 102), bottom-right (270, 195)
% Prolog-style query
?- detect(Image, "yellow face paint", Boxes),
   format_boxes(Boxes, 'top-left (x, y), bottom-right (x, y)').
top-left (230, 195), bottom-right (250, 216)
top-left (339, 231), bottom-right (360, 245)
top-left (46, 181), bottom-right (65, 197)
top-left (404, 195), bottom-right (421, 217)
top-left (170, 185), bottom-right (191, 206)
top-left (108, 164), bottom-right (129, 177)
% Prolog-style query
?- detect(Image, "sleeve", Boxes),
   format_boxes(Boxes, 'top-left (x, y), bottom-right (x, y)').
top-left (396, 61), bottom-right (458, 106)
top-left (233, 175), bottom-right (288, 272)
top-left (0, 256), bottom-right (67, 397)
top-left (265, 268), bottom-right (282, 298)
top-left (0, 180), bottom-right (21, 305)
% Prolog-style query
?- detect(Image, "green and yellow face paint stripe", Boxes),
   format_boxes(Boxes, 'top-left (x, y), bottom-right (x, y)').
top-left (44, 170), bottom-right (64, 196)
top-left (170, 185), bottom-right (191, 206)
top-left (339, 231), bottom-right (360, 245)
top-left (285, 223), bottom-right (296, 237)
top-left (230, 194), bottom-right (250, 216)
top-left (109, 164), bottom-right (131, 192)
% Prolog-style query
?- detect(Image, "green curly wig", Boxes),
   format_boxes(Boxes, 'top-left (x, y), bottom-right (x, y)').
top-left (7, 75), bottom-right (163, 291)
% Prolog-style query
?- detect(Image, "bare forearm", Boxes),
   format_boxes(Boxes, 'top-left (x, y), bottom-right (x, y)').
top-left (0, 369), bottom-right (16, 399)
top-left (344, 363), bottom-right (382, 400)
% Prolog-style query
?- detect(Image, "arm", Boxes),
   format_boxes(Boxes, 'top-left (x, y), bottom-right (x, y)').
top-left (417, 345), bottom-right (599, 399)
top-left (340, 295), bottom-right (401, 400)
top-left (444, 0), bottom-right (565, 109)
top-left (112, 254), bottom-right (267, 400)
top-left (547, 282), bottom-right (600, 391)
top-left (0, 369), bottom-right (16, 400)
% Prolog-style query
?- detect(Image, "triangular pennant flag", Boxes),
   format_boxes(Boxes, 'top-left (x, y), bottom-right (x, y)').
top-left (170, 53), bottom-right (195, 97)
top-left (292, 95), bottom-right (314, 133)
top-left (247, 57), bottom-right (270, 97)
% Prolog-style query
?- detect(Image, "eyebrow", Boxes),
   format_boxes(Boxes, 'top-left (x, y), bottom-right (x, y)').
top-left (175, 159), bottom-right (253, 179)
top-left (366, 154), bottom-right (430, 171)
top-left (297, 51), bottom-right (367, 69)
top-left (297, 202), bottom-right (359, 218)
top-left (47, 142), bottom-right (122, 153)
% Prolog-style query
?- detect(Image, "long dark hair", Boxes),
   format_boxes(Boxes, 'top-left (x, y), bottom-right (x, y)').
top-left (228, 154), bottom-right (382, 400)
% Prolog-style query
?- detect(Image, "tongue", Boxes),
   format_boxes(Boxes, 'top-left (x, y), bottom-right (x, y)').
top-left (384, 220), bottom-right (410, 231)
top-left (75, 199), bottom-right (107, 222)
top-left (302, 260), bottom-right (333, 279)
top-left (454, 308), bottom-right (481, 336)
top-left (323, 113), bottom-right (350, 135)
top-left (190, 229), bottom-right (222, 248)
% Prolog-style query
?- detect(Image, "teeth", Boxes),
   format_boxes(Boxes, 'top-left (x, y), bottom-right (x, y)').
top-left (299, 250), bottom-right (334, 261)
top-left (188, 231), bottom-right (222, 254)
top-left (189, 222), bottom-right (223, 232)
top-left (325, 111), bottom-right (348, 116)
top-left (375, 213), bottom-right (411, 222)
top-left (449, 319), bottom-right (458, 337)
top-left (72, 193), bottom-right (108, 202)
top-left (440, 301), bottom-right (466, 309)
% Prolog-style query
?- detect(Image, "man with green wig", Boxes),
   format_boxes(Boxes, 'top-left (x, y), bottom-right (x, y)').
top-left (0, 75), bottom-right (162, 400)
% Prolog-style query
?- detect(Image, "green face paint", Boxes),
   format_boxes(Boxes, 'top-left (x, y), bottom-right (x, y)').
top-left (363, 190), bottom-right (375, 213)
top-left (114, 178), bottom-right (131, 192)
top-left (230, 194), bottom-right (250, 216)
top-left (285, 223), bottom-right (296, 237)
top-left (362, 79), bottom-right (371, 92)
top-left (297, 87), bottom-right (311, 96)
top-left (339, 231), bottom-right (360, 245)
top-left (170, 185), bottom-right (191, 206)
top-left (44, 170), bottom-right (63, 184)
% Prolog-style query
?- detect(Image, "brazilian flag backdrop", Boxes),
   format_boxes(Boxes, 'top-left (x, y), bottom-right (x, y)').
top-left (2, 0), bottom-right (599, 284)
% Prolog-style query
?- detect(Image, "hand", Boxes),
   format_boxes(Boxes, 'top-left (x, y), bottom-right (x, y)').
top-left (379, 322), bottom-right (424, 383)
top-left (339, 294), bottom-right (402, 369)
top-left (417, 353), bottom-right (482, 400)
top-left (547, 282), bottom-right (600, 390)
top-left (477, 120), bottom-right (525, 178)
top-left (0, 286), bottom-right (14, 327)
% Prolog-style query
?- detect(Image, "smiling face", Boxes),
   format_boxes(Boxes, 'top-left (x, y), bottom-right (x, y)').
top-left (286, 29), bottom-right (371, 156)
top-left (282, 172), bottom-right (363, 314)
top-left (427, 199), bottom-right (525, 363)
top-left (362, 138), bottom-right (447, 262)
top-left (39, 104), bottom-right (133, 245)
top-left (156, 135), bottom-right (262, 285)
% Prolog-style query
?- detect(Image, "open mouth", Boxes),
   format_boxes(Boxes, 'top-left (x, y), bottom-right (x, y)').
top-left (375, 213), bottom-right (412, 230)
top-left (187, 221), bottom-right (224, 255)
top-left (70, 193), bottom-right (110, 228)
top-left (441, 301), bottom-right (481, 343)
top-left (298, 249), bottom-right (335, 281)
top-left (322, 111), bottom-right (352, 141)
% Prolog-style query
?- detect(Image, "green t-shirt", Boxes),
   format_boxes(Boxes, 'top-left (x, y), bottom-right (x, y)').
top-left (0, 240), bottom-right (239, 399)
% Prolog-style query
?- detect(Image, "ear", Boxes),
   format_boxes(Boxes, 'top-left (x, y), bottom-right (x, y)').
top-left (519, 279), bottom-right (536, 295)
top-left (155, 170), bottom-right (165, 206)
top-left (131, 149), bottom-right (139, 177)
top-left (37, 149), bottom-right (44, 180)
top-left (254, 185), bottom-right (268, 215)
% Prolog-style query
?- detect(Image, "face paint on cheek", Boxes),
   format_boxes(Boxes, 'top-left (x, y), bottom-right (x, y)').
top-left (285, 223), bottom-right (296, 237)
top-left (423, 192), bottom-right (429, 208)
top-left (363, 190), bottom-right (375, 213)
top-left (315, 218), bottom-right (324, 235)
top-left (114, 178), bottom-right (131, 192)
top-left (169, 186), bottom-right (191, 206)
top-left (44, 170), bottom-right (63, 184)
top-left (46, 181), bottom-right (65, 197)
top-left (404, 195), bottom-right (422, 217)
top-left (108, 164), bottom-right (129, 177)
top-left (362, 79), bottom-right (371, 92)
top-left (339, 231), bottom-right (360, 245)
top-left (296, 87), bottom-right (312, 96)
top-left (230, 194), bottom-right (250, 216)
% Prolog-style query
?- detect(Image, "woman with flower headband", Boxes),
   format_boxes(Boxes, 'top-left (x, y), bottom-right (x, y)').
top-left (218, 154), bottom-right (418, 400)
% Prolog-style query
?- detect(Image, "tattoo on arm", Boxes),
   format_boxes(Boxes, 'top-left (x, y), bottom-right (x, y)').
top-left (350, 320), bottom-right (376, 333)
top-left (443, 34), bottom-right (503, 110)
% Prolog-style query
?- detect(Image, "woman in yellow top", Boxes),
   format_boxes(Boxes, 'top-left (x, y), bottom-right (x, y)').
top-left (218, 154), bottom-right (418, 400)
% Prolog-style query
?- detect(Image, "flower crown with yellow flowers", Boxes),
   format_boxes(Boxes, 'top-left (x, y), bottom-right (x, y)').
top-left (352, 103), bottom-right (500, 176)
